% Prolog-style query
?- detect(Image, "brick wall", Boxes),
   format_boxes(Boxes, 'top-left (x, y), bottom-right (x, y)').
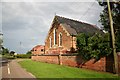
top-left (32, 55), bottom-right (59, 64)
top-left (32, 53), bottom-right (120, 74)
top-left (31, 54), bottom-right (116, 72)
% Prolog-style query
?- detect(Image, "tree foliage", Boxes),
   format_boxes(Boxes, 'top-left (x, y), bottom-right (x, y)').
top-left (25, 51), bottom-right (32, 58)
top-left (10, 51), bottom-right (15, 56)
top-left (76, 33), bottom-right (91, 60)
top-left (98, 1), bottom-right (120, 52)
top-left (77, 33), bottom-right (112, 61)
top-left (26, 51), bottom-right (32, 54)
top-left (1, 47), bottom-right (9, 55)
top-left (15, 54), bottom-right (31, 58)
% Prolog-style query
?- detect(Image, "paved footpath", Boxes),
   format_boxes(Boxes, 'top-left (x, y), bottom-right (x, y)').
top-left (2, 59), bottom-right (37, 80)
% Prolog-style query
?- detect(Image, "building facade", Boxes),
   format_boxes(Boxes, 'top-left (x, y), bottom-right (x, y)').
top-left (45, 16), bottom-right (103, 54)
top-left (31, 16), bottom-right (120, 74)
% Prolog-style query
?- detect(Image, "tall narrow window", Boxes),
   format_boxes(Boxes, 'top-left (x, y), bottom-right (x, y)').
top-left (54, 28), bottom-right (57, 45)
top-left (59, 33), bottom-right (62, 46)
top-left (49, 37), bottom-right (52, 48)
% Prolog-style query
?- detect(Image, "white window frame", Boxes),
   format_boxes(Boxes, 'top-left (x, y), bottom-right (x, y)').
top-left (53, 28), bottom-right (56, 45)
top-left (49, 36), bottom-right (52, 48)
top-left (59, 33), bottom-right (62, 47)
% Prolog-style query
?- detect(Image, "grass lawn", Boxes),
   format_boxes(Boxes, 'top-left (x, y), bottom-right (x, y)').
top-left (19, 59), bottom-right (119, 79)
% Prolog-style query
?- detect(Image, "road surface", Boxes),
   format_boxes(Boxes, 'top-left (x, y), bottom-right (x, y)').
top-left (1, 58), bottom-right (36, 80)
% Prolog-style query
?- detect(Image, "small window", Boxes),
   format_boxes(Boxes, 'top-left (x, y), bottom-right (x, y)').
top-left (41, 49), bottom-right (44, 52)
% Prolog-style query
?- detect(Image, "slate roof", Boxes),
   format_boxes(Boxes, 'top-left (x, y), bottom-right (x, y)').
top-left (53, 15), bottom-right (103, 36)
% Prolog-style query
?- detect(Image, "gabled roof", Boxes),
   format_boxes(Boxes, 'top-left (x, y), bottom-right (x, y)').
top-left (53, 15), bottom-right (103, 35)
top-left (45, 15), bottom-right (104, 42)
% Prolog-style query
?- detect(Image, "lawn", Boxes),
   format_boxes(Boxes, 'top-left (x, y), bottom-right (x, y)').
top-left (19, 59), bottom-right (119, 79)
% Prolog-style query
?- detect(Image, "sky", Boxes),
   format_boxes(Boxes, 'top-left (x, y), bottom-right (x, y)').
top-left (1, 0), bottom-right (103, 53)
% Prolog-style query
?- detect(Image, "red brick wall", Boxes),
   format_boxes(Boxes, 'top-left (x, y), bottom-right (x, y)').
top-left (31, 55), bottom-right (114, 72)
top-left (32, 53), bottom-right (120, 73)
top-left (61, 56), bottom-right (106, 71)
top-left (83, 58), bottom-right (106, 71)
top-left (62, 56), bottom-right (78, 67)
top-left (32, 55), bottom-right (59, 64)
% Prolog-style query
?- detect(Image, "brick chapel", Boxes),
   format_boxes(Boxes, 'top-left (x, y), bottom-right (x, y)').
top-left (45, 15), bottom-right (103, 54)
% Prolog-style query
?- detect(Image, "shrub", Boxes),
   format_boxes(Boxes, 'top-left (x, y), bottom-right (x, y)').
top-left (76, 33), bottom-right (112, 61)
top-left (15, 54), bottom-right (31, 58)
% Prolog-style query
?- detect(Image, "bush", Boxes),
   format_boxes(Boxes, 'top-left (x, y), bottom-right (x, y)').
top-left (76, 33), bottom-right (112, 61)
top-left (15, 54), bottom-right (31, 59)
top-left (76, 33), bottom-right (91, 60)
top-left (2, 54), bottom-right (16, 59)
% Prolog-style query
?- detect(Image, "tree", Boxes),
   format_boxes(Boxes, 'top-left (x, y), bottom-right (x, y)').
top-left (1, 47), bottom-right (9, 55)
top-left (10, 51), bottom-right (15, 56)
top-left (76, 33), bottom-right (91, 61)
top-left (76, 33), bottom-right (112, 61)
top-left (26, 51), bottom-right (32, 54)
top-left (98, 1), bottom-right (120, 52)
top-left (26, 51), bottom-right (32, 58)
top-left (98, 1), bottom-right (120, 74)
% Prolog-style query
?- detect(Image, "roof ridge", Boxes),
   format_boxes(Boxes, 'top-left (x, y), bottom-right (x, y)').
top-left (55, 15), bottom-right (99, 29)
top-left (55, 15), bottom-right (82, 23)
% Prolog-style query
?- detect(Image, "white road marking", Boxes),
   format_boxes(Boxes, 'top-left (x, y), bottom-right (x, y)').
top-left (7, 63), bottom-right (10, 74)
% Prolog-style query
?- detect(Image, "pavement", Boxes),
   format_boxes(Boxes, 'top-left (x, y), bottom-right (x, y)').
top-left (1, 58), bottom-right (37, 80)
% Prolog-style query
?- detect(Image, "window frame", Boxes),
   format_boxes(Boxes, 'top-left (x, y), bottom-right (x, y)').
top-left (49, 36), bottom-right (52, 48)
top-left (54, 28), bottom-right (57, 45)
top-left (59, 32), bottom-right (62, 47)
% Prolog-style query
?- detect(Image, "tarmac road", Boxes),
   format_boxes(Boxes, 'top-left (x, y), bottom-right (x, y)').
top-left (1, 59), bottom-right (36, 80)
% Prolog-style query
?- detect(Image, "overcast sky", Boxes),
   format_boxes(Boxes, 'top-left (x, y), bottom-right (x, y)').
top-left (1, 0), bottom-right (103, 53)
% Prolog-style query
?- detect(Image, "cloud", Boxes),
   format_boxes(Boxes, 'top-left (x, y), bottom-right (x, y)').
top-left (2, 2), bottom-right (103, 53)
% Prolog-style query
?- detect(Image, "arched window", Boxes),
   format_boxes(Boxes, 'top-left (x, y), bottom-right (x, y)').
top-left (59, 33), bottom-right (62, 46)
top-left (54, 28), bottom-right (57, 45)
top-left (49, 37), bottom-right (52, 48)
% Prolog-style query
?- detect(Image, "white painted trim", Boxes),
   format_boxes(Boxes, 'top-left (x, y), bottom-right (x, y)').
top-left (49, 36), bottom-right (52, 48)
top-left (53, 28), bottom-right (57, 45)
top-left (59, 32), bottom-right (62, 47)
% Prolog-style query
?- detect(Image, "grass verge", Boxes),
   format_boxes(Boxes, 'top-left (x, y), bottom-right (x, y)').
top-left (19, 59), bottom-right (119, 79)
